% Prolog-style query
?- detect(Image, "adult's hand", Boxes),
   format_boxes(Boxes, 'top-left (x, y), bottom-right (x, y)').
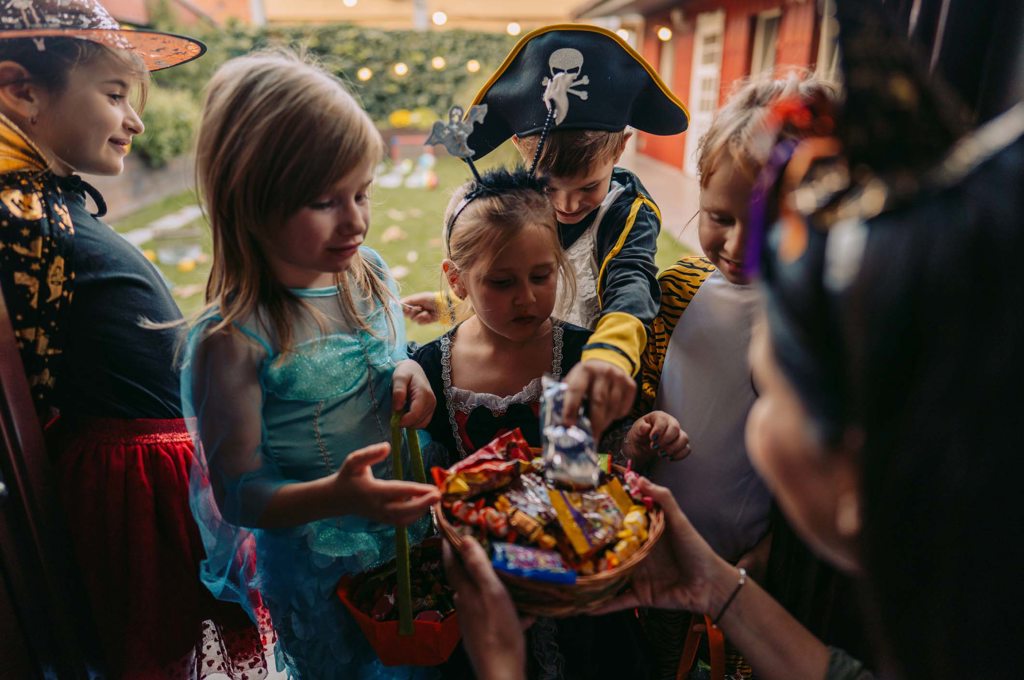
top-left (591, 478), bottom-right (735, 615)
top-left (593, 479), bottom-right (833, 680)
top-left (443, 537), bottom-right (527, 680)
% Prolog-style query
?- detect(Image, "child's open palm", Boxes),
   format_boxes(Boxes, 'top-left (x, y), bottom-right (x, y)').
top-left (333, 443), bottom-right (440, 526)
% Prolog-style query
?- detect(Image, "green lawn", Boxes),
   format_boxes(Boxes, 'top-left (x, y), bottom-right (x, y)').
top-left (113, 147), bottom-right (690, 345)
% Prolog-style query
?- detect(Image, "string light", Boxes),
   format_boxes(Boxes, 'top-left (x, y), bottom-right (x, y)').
top-left (393, 62), bottom-right (409, 76)
top-left (431, 56), bottom-right (446, 70)
top-left (357, 67), bottom-right (373, 81)
top-left (466, 59), bottom-right (480, 73)
top-left (432, 11), bottom-right (447, 26)
top-left (507, 22), bottom-right (521, 36)
top-left (342, 0), bottom-right (357, 6)
top-left (657, 26), bottom-right (672, 41)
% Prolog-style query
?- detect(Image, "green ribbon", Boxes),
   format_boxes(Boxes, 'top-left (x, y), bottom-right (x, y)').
top-left (391, 412), bottom-right (428, 636)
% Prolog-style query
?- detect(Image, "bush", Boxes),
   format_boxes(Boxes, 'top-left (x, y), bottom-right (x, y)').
top-left (143, 22), bottom-right (516, 166)
top-left (132, 88), bottom-right (199, 168)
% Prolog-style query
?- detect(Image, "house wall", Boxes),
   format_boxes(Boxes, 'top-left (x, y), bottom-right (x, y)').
top-left (636, 0), bottom-right (820, 171)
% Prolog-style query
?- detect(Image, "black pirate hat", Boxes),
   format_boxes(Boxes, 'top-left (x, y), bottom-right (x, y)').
top-left (465, 24), bottom-right (688, 161)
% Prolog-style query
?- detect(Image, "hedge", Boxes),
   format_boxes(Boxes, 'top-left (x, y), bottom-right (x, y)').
top-left (136, 19), bottom-right (515, 168)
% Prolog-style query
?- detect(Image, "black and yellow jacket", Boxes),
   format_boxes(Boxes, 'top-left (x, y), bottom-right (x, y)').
top-left (564, 166), bottom-right (662, 376)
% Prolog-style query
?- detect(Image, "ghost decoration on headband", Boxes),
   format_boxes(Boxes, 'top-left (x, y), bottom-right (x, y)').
top-left (426, 104), bottom-right (488, 181)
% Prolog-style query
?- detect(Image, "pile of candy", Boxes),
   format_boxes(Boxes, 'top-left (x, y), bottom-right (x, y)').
top-left (348, 539), bottom-right (455, 624)
top-left (432, 428), bottom-right (654, 583)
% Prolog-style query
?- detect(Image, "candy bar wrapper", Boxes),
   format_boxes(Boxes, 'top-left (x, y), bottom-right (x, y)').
top-left (432, 432), bottom-right (535, 499)
top-left (502, 473), bottom-right (557, 525)
top-left (540, 376), bottom-right (601, 490)
top-left (492, 543), bottom-right (577, 585)
top-left (548, 488), bottom-right (624, 559)
top-left (477, 428), bottom-right (533, 462)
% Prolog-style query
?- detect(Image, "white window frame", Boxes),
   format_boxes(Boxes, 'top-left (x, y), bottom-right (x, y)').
top-left (684, 10), bottom-right (726, 176)
top-left (750, 8), bottom-right (782, 76)
top-left (816, 0), bottom-right (841, 81)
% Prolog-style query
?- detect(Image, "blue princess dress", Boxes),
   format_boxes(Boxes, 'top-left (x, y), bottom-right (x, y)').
top-left (182, 250), bottom-right (434, 679)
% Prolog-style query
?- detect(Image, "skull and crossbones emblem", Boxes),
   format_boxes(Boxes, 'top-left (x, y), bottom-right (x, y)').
top-left (541, 48), bottom-right (589, 125)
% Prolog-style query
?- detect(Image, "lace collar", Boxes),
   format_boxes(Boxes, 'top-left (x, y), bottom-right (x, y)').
top-left (440, 321), bottom-right (565, 458)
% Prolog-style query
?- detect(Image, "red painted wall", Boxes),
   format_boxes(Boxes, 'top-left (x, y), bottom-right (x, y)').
top-left (636, 0), bottom-right (820, 170)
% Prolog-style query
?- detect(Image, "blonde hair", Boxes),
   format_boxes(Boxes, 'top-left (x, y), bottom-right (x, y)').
top-left (444, 171), bottom-right (575, 304)
top-left (515, 129), bottom-right (627, 178)
top-left (697, 71), bottom-right (838, 187)
top-left (195, 49), bottom-right (389, 354)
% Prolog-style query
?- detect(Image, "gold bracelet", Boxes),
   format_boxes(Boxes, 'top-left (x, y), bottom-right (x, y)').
top-left (711, 566), bottom-right (747, 628)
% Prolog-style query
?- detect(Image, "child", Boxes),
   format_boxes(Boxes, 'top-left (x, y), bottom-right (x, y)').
top-left (412, 165), bottom-right (651, 679)
top-left (627, 73), bottom-right (865, 678)
top-left (0, 3), bottom-right (267, 677)
top-left (184, 50), bottom-right (441, 678)
top-left (405, 25), bottom-right (689, 437)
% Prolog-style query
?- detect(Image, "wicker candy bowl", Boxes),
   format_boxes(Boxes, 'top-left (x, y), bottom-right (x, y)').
top-left (432, 430), bottom-right (665, 618)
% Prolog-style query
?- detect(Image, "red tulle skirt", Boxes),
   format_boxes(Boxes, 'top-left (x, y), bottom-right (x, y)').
top-left (50, 417), bottom-right (271, 680)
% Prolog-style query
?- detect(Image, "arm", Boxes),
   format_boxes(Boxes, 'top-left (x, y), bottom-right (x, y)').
top-left (584, 195), bottom-right (662, 376)
top-left (190, 328), bottom-right (438, 529)
top-left (0, 172), bottom-right (73, 418)
top-left (594, 479), bottom-right (831, 680)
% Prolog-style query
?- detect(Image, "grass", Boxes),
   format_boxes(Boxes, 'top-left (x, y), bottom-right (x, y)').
top-left (112, 145), bottom-right (692, 345)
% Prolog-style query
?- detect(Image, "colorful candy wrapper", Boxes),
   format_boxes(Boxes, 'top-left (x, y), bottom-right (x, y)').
top-left (431, 428), bottom-right (533, 499)
top-left (492, 543), bottom-right (577, 585)
top-left (548, 488), bottom-right (624, 559)
top-left (540, 375), bottom-right (601, 489)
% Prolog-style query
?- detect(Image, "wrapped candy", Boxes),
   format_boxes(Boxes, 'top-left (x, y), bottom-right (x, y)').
top-left (492, 543), bottom-right (577, 585)
top-left (548, 488), bottom-right (624, 559)
top-left (500, 473), bottom-right (557, 525)
top-left (431, 428), bottom-right (533, 499)
top-left (540, 376), bottom-right (601, 490)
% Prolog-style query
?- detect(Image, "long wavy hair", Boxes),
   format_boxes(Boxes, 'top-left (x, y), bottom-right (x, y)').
top-left (194, 49), bottom-right (389, 354)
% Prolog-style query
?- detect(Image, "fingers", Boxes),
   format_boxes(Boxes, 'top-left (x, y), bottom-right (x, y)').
top-left (399, 390), bottom-right (435, 429)
top-left (382, 493), bottom-right (439, 525)
top-left (561, 367), bottom-right (587, 428)
top-left (443, 540), bottom-right (473, 596)
top-left (392, 370), bottom-right (411, 413)
top-left (412, 309), bottom-right (437, 325)
top-left (456, 536), bottom-right (507, 597)
top-left (638, 478), bottom-right (684, 518)
top-left (338, 442), bottom-right (391, 475)
top-left (667, 432), bottom-right (692, 461)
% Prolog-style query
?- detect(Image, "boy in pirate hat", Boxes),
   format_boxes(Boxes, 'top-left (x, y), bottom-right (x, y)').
top-left (406, 24), bottom-right (688, 436)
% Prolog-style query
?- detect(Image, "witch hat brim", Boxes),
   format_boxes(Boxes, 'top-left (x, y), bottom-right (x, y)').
top-left (0, 27), bottom-right (205, 71)
top-left (466, 23), bottom-right (688, 159)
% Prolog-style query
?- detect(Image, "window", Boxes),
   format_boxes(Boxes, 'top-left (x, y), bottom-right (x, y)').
top-left (659, 34), bottom-right (675, 87)
top-left (750, 9), bottom-right (782, 75)
top-left (816, 0), bottom-right (841, 81)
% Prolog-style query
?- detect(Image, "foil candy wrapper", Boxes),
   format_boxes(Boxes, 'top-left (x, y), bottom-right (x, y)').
top-left (540, 375), bottom-right (601, 489)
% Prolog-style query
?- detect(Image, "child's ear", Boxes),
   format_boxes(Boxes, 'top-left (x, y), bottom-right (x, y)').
top-left (613, 130), bottom-right (633, 163)
top-left (0, 61), bottom-right (42, 125)
top-left (442, 259), bottom-right (468, 299)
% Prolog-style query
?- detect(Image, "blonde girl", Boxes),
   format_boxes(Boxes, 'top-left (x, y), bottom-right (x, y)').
top-left (412, 167), bottom-right (649, 678)
top-left (184, 50), bottom-right (440, 679)
top-left (628, 73), bottom-right (868, 678)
